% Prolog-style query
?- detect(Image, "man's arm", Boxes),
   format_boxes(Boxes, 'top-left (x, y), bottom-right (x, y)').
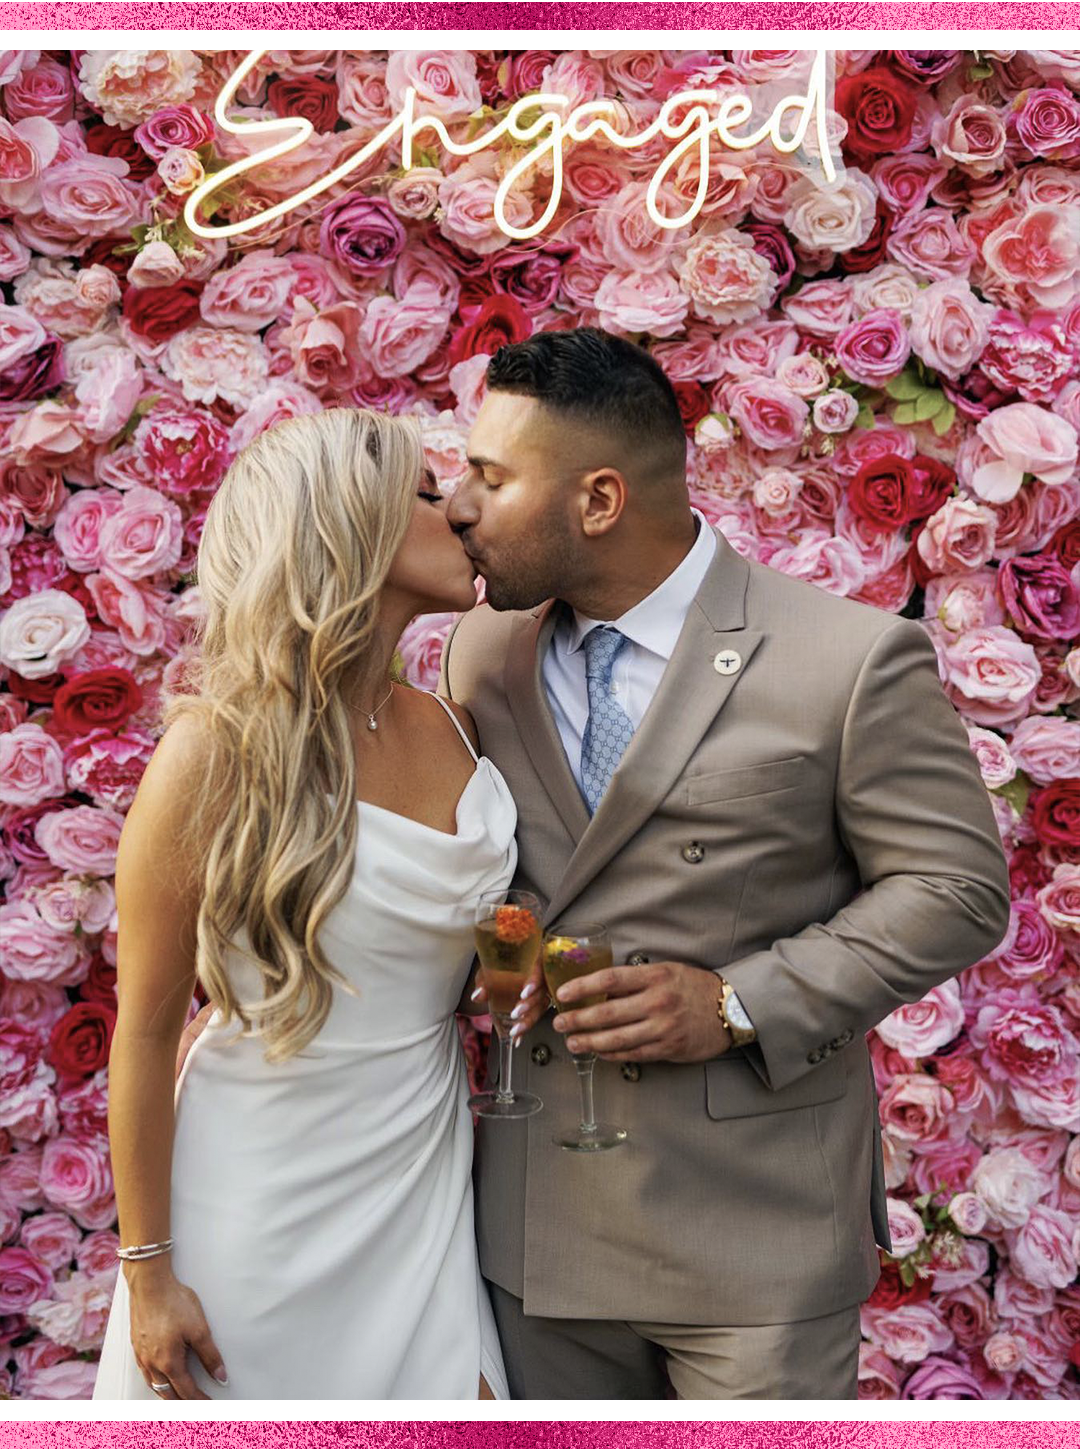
top-left (718, 616), bottom-right (1012, 1093)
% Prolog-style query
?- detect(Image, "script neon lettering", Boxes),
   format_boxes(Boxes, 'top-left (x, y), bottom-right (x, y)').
top-left (183, 49), bottom-right (836, 245)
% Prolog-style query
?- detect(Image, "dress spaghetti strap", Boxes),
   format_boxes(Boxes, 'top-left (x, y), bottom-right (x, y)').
top-left (429, 691), bottom-right (479, 764)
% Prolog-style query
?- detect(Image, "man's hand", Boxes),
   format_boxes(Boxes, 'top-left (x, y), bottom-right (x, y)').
top-left (175, 1002), bottom-right (215, 1080)
top-left (551, 961), bottom-right (732, 1063)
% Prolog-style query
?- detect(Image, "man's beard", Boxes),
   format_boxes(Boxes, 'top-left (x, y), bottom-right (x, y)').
top-left (481, 566), bottom-right (555, 612)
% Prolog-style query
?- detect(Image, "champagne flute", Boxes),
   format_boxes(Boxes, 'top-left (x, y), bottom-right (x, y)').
top-left (543, 923), bottom-right (627, 1152)
top-left (468, 889), bottom-right (544, 1119)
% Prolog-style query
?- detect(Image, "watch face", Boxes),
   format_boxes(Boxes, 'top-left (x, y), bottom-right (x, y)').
top-left (725, 991), bottom-right (753, 1032)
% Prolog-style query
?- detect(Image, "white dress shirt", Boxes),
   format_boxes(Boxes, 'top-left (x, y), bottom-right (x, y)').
top-left (539, 508), bottom-right (753, 1032)
top-left (542, 507), bottom-right (717, 786)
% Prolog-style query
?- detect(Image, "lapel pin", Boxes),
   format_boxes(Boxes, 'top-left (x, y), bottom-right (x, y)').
top-left (713, 649), bottom-right (742, 676)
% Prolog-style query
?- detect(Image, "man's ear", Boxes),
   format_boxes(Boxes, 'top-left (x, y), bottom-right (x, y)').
top-left (579, 467), bottom-right (628, 537)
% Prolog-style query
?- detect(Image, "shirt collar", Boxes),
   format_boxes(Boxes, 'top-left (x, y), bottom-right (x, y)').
top-left (562, 509), bottom-right (717, 663)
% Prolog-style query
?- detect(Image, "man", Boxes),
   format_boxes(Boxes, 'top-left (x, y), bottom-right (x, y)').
top-left (437, 326), bottom-right (1011, 1399)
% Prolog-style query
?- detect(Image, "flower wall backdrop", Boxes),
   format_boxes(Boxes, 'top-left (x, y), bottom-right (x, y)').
top-left (0, 45), bottom-right (1078, 1400)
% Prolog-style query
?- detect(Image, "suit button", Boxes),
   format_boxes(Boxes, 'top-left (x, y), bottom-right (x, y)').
top-left (530, 1044), bottom-right (551, 1066)
top-left (807, 1047), bottom-right (824, 1064)
top-left (682, 842), bottom-right (705, 864)
top-left (621, 1063), bottom-right (641, 1082)
top-left (627, 952), bottom-right (650, 966)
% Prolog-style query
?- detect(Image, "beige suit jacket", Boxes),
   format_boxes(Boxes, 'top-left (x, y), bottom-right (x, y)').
top-left (439, 524), bottom-right (1011, 1325)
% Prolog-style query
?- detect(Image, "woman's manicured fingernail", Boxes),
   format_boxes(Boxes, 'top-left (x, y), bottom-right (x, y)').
top-left (509, 1022), bottom-right (523, 1037)
top-left (470, 988), bottom-right (482, 1001)
top-left (520, 983), bottom-right (536, 999)
top-left (214, 1369), bottom-right (228, 1385)
top-left (510, 1002), bottom-right (526, 1020)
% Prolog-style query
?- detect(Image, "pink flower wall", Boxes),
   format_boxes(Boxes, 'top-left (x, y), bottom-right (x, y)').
top-left (0, 45), bottom-right (1079, 1400)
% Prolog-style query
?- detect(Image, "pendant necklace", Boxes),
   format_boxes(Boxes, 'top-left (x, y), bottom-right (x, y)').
top-left (363, 682), bottom-right (394, 732)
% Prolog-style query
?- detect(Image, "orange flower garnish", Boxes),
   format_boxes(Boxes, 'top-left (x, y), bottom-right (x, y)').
top-left (494, 905), bottom-right (537, 944)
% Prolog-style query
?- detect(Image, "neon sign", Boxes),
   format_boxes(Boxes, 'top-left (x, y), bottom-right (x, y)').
top-left (183, 49), bottom-right (837, 244)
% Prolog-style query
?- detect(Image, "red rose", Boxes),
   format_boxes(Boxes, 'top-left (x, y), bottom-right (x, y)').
top-left (122, 279), bottom-right (204, 344)
top-left (46, 1002), bottom-right (116, 1080)
top-left (1050, 517), bottom-right (1080, 572)
top-left (838, 199), bottom-right (894, 274)
top-left (80, 236), bottom-right (131, 282)
top-left (1032, 778), bottom-right (1080, 850)
top-left (5, 670), bottom-right (65, 706)
top-left (673, 380), bottom-right (711, 433)
top-left (835, 66), bottom-right (917, 164)
top-left (1009, 842), bottom-right (1054, 895)
top-left (848, 454), bottom-right (917, 531)
top-left (79, 954), bottom-right (118, 1008)
top-left (458, 272), bottom-right (497, 313)
top-left (83, 120), bottom-right (157, 182)
top-left (52, 668), bottom-right (144, 736)
top-left (867, 1259), bottom-right (933, 1310)
top-left (447, 294), bottom-right (533, 366)
top-left (907, 454), bottom-right (956, 521)
top-left (266, 76), bottom-right (341, 134)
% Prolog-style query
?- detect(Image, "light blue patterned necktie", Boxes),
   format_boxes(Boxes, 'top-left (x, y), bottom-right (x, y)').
top-left (580, 626), bottom-right (636, 815)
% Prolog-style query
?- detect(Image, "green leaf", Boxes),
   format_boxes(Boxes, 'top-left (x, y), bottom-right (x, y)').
top-left (885, 372), bottom-right (923, 402)
top-left (899, 1260), bottom-right (916, 1287)
top-left (854, 403), bottom-right (876, 430)
top-left (893, 401), bottom-right (918, 426)
top-left (994, 772), bottom-right (1031, 818)
top-left (969, 62), bottom-right (994, 79)
top-left (931, 400), bottom-right (957, 437)
top-left (914, 390), bottom-right (945, 421)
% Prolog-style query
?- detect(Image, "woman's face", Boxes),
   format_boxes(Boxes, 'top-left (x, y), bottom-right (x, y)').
top-left (383, 467), bottom-right (479, 615)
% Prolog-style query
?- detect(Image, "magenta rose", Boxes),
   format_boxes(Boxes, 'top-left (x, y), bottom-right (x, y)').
top-left (999, 551), bottom-right (1080, 640)
top-left (37, 1135), bottom-right (114, 1231)
top-left (834, 308), bottom-right (910, 386)
top-left (133, 103), bottom-right (214, 159)
top-left (320, 194), bottom-right (406, 277)
top-left (0, 1247), bottom-right (53, 1314)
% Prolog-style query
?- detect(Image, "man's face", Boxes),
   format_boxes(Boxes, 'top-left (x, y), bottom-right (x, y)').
top-left (447, 391), bottom-right (582, 612)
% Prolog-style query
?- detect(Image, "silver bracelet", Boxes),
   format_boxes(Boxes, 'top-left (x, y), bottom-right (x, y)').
top-left (116, 1238), bottom-right (174, 1261)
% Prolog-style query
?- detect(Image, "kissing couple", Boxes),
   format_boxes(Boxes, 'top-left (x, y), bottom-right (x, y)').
top-left (93, 327), bottom-right (1009, 1401)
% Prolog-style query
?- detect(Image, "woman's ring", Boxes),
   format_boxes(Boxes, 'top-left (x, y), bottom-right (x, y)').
top-left (150, 1381), bottom-right (172, 1393)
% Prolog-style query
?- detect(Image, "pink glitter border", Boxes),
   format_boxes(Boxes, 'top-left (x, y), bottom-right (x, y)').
top-left (2, 12), bottom-right (1077, 1448)
top-left (0, 1428), bottom-right (1079, 1448)
top-left (0, 2), bottom-right (1079, 28)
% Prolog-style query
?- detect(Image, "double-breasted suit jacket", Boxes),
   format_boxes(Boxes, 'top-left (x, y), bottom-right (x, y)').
top-left (440, 523), bottom-right (1012, 1326)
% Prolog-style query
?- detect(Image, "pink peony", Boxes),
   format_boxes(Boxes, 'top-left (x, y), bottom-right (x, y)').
top-left (679, 229), bottom-right (776, 326)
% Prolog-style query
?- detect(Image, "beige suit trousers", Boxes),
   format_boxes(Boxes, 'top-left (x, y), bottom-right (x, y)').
top-left (488, 1281), bottom-right (861, 1399)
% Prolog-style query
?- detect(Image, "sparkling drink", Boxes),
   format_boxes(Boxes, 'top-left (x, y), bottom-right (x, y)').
top-left (542, 922), bottom-right (627, 1153)
top-left (543, 938), bottom-right (612, 1021)
top-left (475, 907), bottom-right (542, 1031)
top-left (468, 890), bottom-right (544, 1120)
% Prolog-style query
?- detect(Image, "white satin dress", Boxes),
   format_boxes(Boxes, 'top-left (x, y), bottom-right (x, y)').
top-left (93, 695), bottom-right (515, 1400)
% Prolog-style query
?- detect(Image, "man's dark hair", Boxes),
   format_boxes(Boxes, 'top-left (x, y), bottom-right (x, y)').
top-left (485, 327), bottom-right (686, 469)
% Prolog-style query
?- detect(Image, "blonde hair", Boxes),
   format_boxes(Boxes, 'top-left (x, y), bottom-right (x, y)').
top-left (161, 406), bottom-right (424, 1062)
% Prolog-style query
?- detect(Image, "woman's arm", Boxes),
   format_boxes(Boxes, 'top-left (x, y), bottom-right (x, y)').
top-left (108, 714), bottom-right (227, 1399)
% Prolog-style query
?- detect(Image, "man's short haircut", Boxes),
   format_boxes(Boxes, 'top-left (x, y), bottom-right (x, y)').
top-left (485, 326), bottom-right (686, 472)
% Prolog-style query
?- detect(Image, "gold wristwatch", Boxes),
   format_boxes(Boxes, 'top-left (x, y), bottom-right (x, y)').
top-left (716, 976), bottom-right (757, 1046)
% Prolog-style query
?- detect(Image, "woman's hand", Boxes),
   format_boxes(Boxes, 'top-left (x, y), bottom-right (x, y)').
top-left (470, 957), bottom-right (550, 1044)
top-left (126, 1258), bottom-right (227, 1399)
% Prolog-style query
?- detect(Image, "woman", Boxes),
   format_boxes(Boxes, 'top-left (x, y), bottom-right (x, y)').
top-left (91, 407), bottom-right (547, 1400)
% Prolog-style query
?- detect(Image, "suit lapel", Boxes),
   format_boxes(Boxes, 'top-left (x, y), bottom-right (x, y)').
top-left (504, 601), bottom-right (592, 847)
top-left (544, 527), bottom-right (763, 926)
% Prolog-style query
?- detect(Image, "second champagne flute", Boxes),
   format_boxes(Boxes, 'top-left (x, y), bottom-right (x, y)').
top-left (543, 923), bottom-right (627, 1152)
